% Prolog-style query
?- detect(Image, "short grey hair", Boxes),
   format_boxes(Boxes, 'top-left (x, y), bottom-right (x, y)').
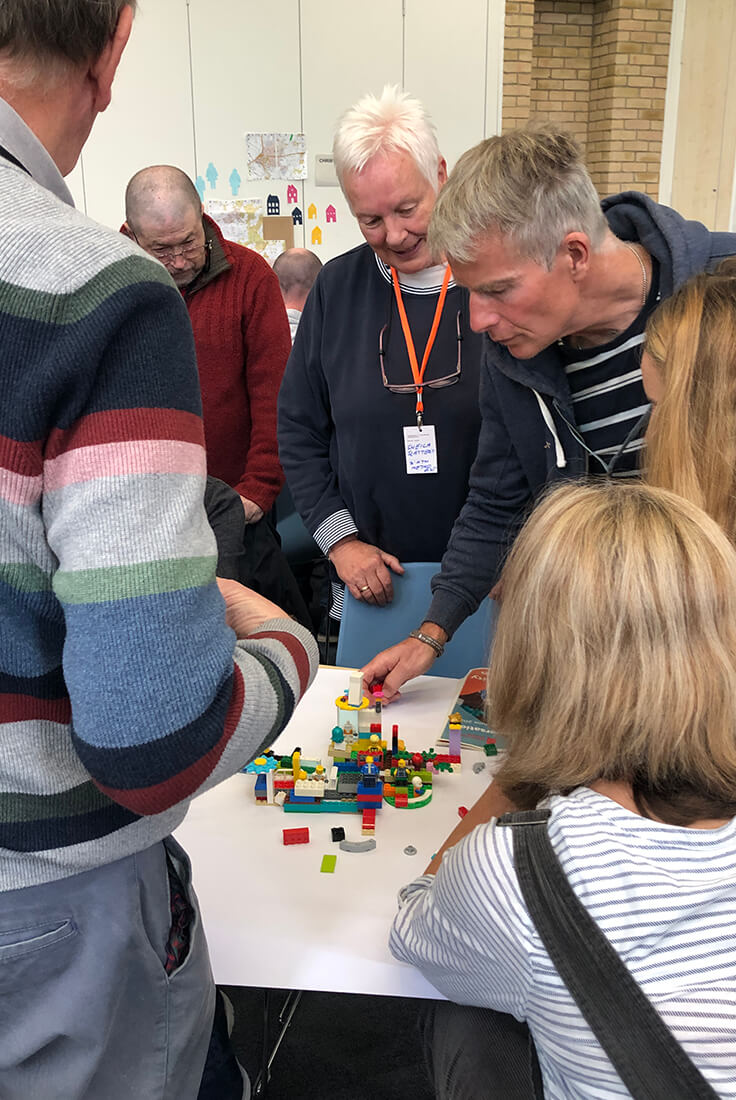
top-left (333, 84), bottom-right (442, 193)
top-left (428, 128), bottom-right (608, 269)
top-left (0, 0), bottom-right (135, 73)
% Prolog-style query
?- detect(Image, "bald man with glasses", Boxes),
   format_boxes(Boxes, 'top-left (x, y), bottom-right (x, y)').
top-left (123, 167), bottom-right (310, 623)
top-left (124, 165), bottom-right (291, 528)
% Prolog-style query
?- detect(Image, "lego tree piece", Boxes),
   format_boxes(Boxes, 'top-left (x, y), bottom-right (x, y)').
top-left (283, 827), bottom-right (310, 845)
top-left (331, 827), bottom-right (346, 842)
top-left (339, 839), bottom-right (376, 853)
top-left (320, 854), bottom-right (337, 873)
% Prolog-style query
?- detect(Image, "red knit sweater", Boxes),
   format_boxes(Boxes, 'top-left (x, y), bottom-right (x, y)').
top-left (184, 216), bottom-right (291, 512)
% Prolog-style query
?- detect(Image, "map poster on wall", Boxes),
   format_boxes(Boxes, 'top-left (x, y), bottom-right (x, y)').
top-left (246, 132), bottom-right (308, 181)
top-left (205, 198), bottom-right (283, 265)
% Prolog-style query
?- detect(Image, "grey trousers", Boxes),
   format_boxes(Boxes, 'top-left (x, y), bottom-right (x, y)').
top-left (421, 1000), bottom-right (544, 1100)
top-left (0, 837), bottom-right (215, 1100)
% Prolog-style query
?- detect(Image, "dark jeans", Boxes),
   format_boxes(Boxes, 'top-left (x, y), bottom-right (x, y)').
top-left (420, 1001), bottom-right (543, 1100)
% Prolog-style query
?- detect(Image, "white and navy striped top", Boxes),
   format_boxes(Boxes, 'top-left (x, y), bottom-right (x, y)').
top-left (558, 262), bottom-right (661, 477)
top-left (391, 786), bottom-right (736, 1098)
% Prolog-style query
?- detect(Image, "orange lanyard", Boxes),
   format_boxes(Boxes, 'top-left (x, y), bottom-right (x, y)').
top-left (391, 264), bottom-right (452, 428)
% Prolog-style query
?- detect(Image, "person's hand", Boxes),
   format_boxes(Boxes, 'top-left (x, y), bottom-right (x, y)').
top-left (328, 537), bottom-right (404, 606)
top-left (240, 496), bottom-right (264, 525)
top-left (361, 624), bottom-right (448, 701)
top-left (217, 577), bottom-right (289, 637)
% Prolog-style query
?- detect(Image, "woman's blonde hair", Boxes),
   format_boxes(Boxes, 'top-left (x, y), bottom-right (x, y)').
top-left (488, 480), bottom-right (736, 824)
top-left (645, 257), bottom-right (736, 544)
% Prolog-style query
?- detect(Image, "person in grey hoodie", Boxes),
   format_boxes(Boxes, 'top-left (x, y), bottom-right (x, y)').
top-left (363, 128), bottom-right (736, 699)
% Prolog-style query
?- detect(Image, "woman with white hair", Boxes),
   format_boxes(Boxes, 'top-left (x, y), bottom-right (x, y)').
top-left (278, 86), bottom-right (483, 621)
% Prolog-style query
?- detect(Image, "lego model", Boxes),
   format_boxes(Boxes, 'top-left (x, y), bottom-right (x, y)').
top-left (249, 672), bottom-right (463, 839)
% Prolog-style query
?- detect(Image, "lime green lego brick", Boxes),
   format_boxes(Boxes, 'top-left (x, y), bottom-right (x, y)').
top-left (320, 854), bottom-right (337, 873)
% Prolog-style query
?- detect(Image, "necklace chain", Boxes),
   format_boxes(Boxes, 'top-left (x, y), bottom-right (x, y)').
top-left (624, 241), bottom-right (648, 310)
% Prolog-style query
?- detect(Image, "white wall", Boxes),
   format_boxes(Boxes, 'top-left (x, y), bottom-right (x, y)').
top-left (69, 0), bottom-right (506, 262)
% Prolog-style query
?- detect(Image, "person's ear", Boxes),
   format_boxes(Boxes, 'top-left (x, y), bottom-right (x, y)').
top-left (561, 232), bottom-right (591, 282)
top-left (88, 4), bottom-right (134, 113)
top-left (437, 157), bottom-right (448, 190)
top-left (121, 221), bottom-right (135, 241)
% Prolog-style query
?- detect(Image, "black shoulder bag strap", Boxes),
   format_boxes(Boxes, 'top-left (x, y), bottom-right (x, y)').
top-left (497, 809), bottom-right (720, 1100)
top-left (0, 144), bottom-right (30, 174)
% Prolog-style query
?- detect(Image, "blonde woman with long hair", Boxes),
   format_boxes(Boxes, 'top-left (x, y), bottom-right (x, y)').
top-left (391, 481), bottom-right (736, 1100)
top-left (642, 256), bottom-right (736, 542)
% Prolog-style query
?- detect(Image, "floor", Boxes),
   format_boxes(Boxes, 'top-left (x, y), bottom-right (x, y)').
top-left (224, 985), bottom-right (435, 1099)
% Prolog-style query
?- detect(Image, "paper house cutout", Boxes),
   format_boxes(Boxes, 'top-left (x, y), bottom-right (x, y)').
top-left (326, 204), bottom-right (336, 223)
top-left (307, 202), bottom-right (317, 220)
top-left (311, 225), bottom-right (322, 245)
top-left (292, 207), bottom-right (303, 225)
top-left (287, 184), bottom-right (298, 204)
top-left (267, 194), bottom-right (280, 215)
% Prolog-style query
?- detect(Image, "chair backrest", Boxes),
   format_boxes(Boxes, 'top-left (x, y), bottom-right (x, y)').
top-left (335, 562), bottom-right (496, 678)
top-left (273, 483), bottom-right (320, 565)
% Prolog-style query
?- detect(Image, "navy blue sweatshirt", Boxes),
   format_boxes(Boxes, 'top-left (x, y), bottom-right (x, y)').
top-left (277, 244), bottom-right (484, 565)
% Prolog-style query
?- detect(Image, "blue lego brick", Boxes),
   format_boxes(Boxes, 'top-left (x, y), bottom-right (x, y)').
top-left (357, 781), bottom-right (383, 797)
top-left (288, 794), bottom-right (317, 804)
top-left (255, 774), bottom-right (267, 793)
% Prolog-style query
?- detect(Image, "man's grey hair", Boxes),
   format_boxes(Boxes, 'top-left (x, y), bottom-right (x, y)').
top-left (428, 128), bottom-right (608, 270)
top-left (272, 249), bottom-right (323, 298)
top-left (333, 85), bottom-right (442, 193)
top-left (0, 0), bottom-right (135, 82)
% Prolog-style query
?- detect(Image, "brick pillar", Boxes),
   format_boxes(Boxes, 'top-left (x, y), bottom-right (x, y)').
top-left (587, 0), bottom-right (673, 197)
top-left (501, 1), bottom-right (673, 200)
top-left (502, 1), bottom-right (535, 131)
top-left (529, 1), bottom-right (595, 152)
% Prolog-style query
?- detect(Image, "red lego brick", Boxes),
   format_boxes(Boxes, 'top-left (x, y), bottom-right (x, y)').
top-left (458, 806), bottom-right (469, 819)
top-left (283, 827), bottom-right (310, 845)
top-left (361, 809), bottom-right (376, 824)
top-left (395, 793), bottom-right (408, 808)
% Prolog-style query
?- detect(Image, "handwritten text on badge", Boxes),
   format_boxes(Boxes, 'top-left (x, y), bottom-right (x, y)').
top-left (403, 425), bottom-right (438, 474)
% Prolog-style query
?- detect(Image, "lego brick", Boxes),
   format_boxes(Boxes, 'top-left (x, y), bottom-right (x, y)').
top-left (395, 793), bottom-right (409, 808)
top-left (283, 827), bottom-right (310, 845)
top-left (283, 799), bottom-right (361, 813)
top-left (339, 839), bottom-right (376, 853)
top-left (331, 827), bottom-right (346, 842)
top-left (320, 854), bottom-right (337, 873)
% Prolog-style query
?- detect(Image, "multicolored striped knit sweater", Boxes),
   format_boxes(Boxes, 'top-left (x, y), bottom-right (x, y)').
top-left (0, 113), bottom-right (318, 891)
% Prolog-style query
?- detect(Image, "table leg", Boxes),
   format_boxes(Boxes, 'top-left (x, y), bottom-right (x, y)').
top-left (253, 989), bottom-right (303, 1097)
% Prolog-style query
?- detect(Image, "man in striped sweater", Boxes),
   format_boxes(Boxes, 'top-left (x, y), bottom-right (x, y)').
top-left (0, 4), bottom-right (317, 1099)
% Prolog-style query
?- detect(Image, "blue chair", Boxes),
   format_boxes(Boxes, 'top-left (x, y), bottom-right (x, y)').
top-left (335, 561), bottom-right (496, 677)
top-left (273, 483), bottom-right (320, 566)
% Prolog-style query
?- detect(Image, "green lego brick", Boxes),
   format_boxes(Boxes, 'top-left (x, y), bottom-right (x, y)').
top-left (320, 854), bottom-right (337, 873)
top-left (283, 800), bottom-right (360, 813)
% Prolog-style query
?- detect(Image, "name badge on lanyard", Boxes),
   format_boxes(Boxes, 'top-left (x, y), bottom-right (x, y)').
top-left (404, 424), bottom-right (438, 474)
top-left (391, 265), bottom-right (451, 473)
